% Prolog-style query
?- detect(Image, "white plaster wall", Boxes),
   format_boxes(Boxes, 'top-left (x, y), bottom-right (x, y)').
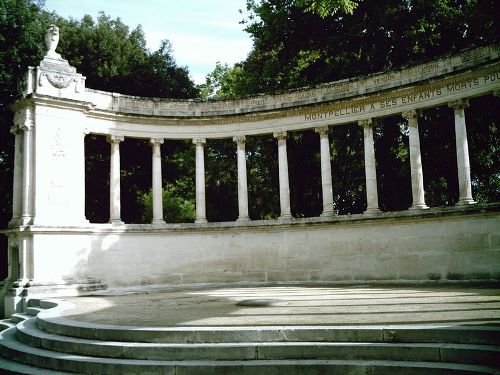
top-left (32, 106), bottom-right (87, 226)
top-left (25, 210), bottom-right (500, 287)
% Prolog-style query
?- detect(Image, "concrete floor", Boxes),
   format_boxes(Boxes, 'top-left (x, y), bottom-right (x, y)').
top-left (60, 284), bottom-right (500, 327)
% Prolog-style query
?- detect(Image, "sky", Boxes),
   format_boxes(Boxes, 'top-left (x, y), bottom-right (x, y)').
top-left (43, 0), bottom-right (254, 84)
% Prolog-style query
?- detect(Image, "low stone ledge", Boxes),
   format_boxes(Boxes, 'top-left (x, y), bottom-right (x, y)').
top-left (3, 202), bottom-right (497, 234)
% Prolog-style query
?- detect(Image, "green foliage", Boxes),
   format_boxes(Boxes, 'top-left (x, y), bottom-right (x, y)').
top-left (198, 62), bottom-right (248, 99)
top-left (139, 184), bottom-right (195, 223)
top-left (233, 0), bottom-right (499, 213)
top-left (56, 13), bottom-right (198, 98)
top-left (0, 0), bottom-right (49, 228)
top-left (295, 0), bottom-right (361, 17)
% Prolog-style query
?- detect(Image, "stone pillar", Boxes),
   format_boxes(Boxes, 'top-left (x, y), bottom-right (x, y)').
top-left (107, 135), bottom-right (124, 224)
top-left (273, 131), bottom-right (292, 219)
top-left (403, 110), bottom-right (428, 209)
top-left (19, 114), bottom-right (34, 225)
top-left (9, 125), bottom-right (23, 226)
top-left (193, 138), bottom-right (207, 223)
top-left (233, 136), bottom-right (250, 221)
top-left (358, 119), bottom-right (380, 213)
top-left (448, 99), bottom-right (475, 205)
top-left (314, 126), bottom-right (334, 216)
top-left (150, 138), bottom-right (166, 224)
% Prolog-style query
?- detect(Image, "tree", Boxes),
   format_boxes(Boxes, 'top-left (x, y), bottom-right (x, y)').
top-left (0, 0), bottom-right (50, 228)
top-left (55, 13), bottom-right (198, 98)
top-left (294, 0), bottom-right (361, 17)
top-left (227, 0), bottom-right (499, 215)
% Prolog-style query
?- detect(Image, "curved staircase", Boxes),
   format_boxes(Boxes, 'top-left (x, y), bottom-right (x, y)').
top-left (1, 299), bottom-right (499, 374)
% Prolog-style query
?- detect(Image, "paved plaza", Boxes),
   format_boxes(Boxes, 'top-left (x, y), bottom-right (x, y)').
top-left (60, 284), bottom-right (500, 327)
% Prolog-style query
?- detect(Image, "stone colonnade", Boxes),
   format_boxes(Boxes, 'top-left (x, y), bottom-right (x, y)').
top-left (96, 99), bottom-right (475, 225)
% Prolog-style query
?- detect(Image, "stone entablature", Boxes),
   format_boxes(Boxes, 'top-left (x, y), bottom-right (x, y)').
top-left (14, 46), bottom-right (499, 142)
top-left (20, 44), bottom-right (499, 121)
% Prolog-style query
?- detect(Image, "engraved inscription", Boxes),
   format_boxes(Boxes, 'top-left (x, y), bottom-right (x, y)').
top-left (159, 102), bottom-right (190, 110)
top-left (120, 98), bottom-right (154, 109)
top-left (460, 49), bottom-right (484, 62)
top-left (409, 62), bottom-right (440, 76)
top-left (323, 82), bottom-right (356, 94)
top-left (372, 73), bottom-right (396, 85)
top-left (279, 90), bottom-right (315, 101)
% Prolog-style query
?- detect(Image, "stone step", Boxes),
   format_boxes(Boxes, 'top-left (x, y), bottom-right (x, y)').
top-left (10, 313), bottom-right (34, 324)
top-left (26, 299), bottom-right (42, 308)
top-left (0, 319), bottom-right (16, 331)
top-left (14, 318), bottom-right (500, 366)
top-left (36, 314), bottom-right (500, 345)
top-left (26, 307), bottom-right (45, 316)
top-left (0, 353), bottom-right (71, 375)
top-left (1, 328), bottom-right (498, 375)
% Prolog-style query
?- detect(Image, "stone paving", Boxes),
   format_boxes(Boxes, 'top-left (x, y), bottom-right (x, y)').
top-left (60, 284), bottom-right (500, 327)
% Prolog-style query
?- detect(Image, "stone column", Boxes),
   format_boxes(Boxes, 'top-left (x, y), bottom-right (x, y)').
top-left (273, 131), bottom-right (292, 219)
top-left (19, 114), bottom-right (34, 225)
top-left (9, 125), bottom-right (23, 226)
top-left (448, 99), bottom-right (475, 205)
top-left (314, 126), bottom-right (334, 216)
top-left (233, 136), bottom-right (250, 221)
top-left (150, 138), bottom-right (166, 224)
top-left (403, 110), bottom-right (428, 209)
top-left (107, 135), bottom-right (124, 224)
top-left (193, 138), bottom-right (207, 223)
top-left (358, 119), bottom-right (380, 213)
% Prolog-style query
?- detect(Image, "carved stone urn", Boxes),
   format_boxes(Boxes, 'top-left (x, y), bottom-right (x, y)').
top-left (45, 24), bottom-right (61, 58)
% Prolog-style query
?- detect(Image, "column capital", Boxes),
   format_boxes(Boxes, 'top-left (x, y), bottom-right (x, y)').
top-left (402, 109), bottom-right (420, 121)
top-left (10, 125), bottom-right (22, 135)
top-left (233, 135), bottom-right (246, 144)
top-left (192, 138), bottom-right (206, 146)
top-left (13, 107), bottom-right (34, 130)
top-left (273, 131), bottom-right (288, 140)
top-left (314, 126), bottom-right (330, 136)
top-left (357, 119), bottom-right (373, 128)
top-left (448, 99), bottom-right (470, 110)
top-left (149, 138), bottom-right (164, 147)
top-left (106, 135), bottom-right (124, 144)
top-left (492, 90), bottom-right (500, 98)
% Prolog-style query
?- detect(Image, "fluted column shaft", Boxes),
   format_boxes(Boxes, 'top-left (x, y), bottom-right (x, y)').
top-left (314, 126), bottom-right (334, 216)
top-left (150, 138), bottom-right (165, 224)
top-left (449, 100), bottom-right (475, 205)
top-left (20, 122), bottom-right (34, 225)
top-left (107, 135), bottom-right (124, 224)
top-left (273, 131), bottom-right (292, 219)
top-left (10, 126), bottom-right (23, 224)
top-left (233, 136), bottom-right (250, 221)
top-left (358, 119), bottom-right (380, 213)
top-left (403, 110), bottom-right (428, 209)
top-left (193, 138), bottom-right (207, 223)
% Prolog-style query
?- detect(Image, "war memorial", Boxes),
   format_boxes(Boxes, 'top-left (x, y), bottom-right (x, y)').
top-left (0, 26), bottom-right (499, 373)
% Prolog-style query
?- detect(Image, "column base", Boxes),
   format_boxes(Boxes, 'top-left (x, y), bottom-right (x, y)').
top-left (363, 207), bottom-right (381, 215)
top-left (236, 216), bottom-right (250, 222)
top-left (278, 213), bottom-right (293, 221)
top-left (109, 219), bottom-right (124, 225)
top-left (152, 219), bottom-right (166, 225)
top-left (456, 198), bottom-right (477, 206)
top-left (409, 203), bottom-right (429, 210)
top-left (8, 218), bottom-right (21, 228)
top-left (19, 216), bottom-right (33, 226)
top-left (195, 218), bottom-right (208, 224)
top-left (320, 210), bottom-right (335, 217)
